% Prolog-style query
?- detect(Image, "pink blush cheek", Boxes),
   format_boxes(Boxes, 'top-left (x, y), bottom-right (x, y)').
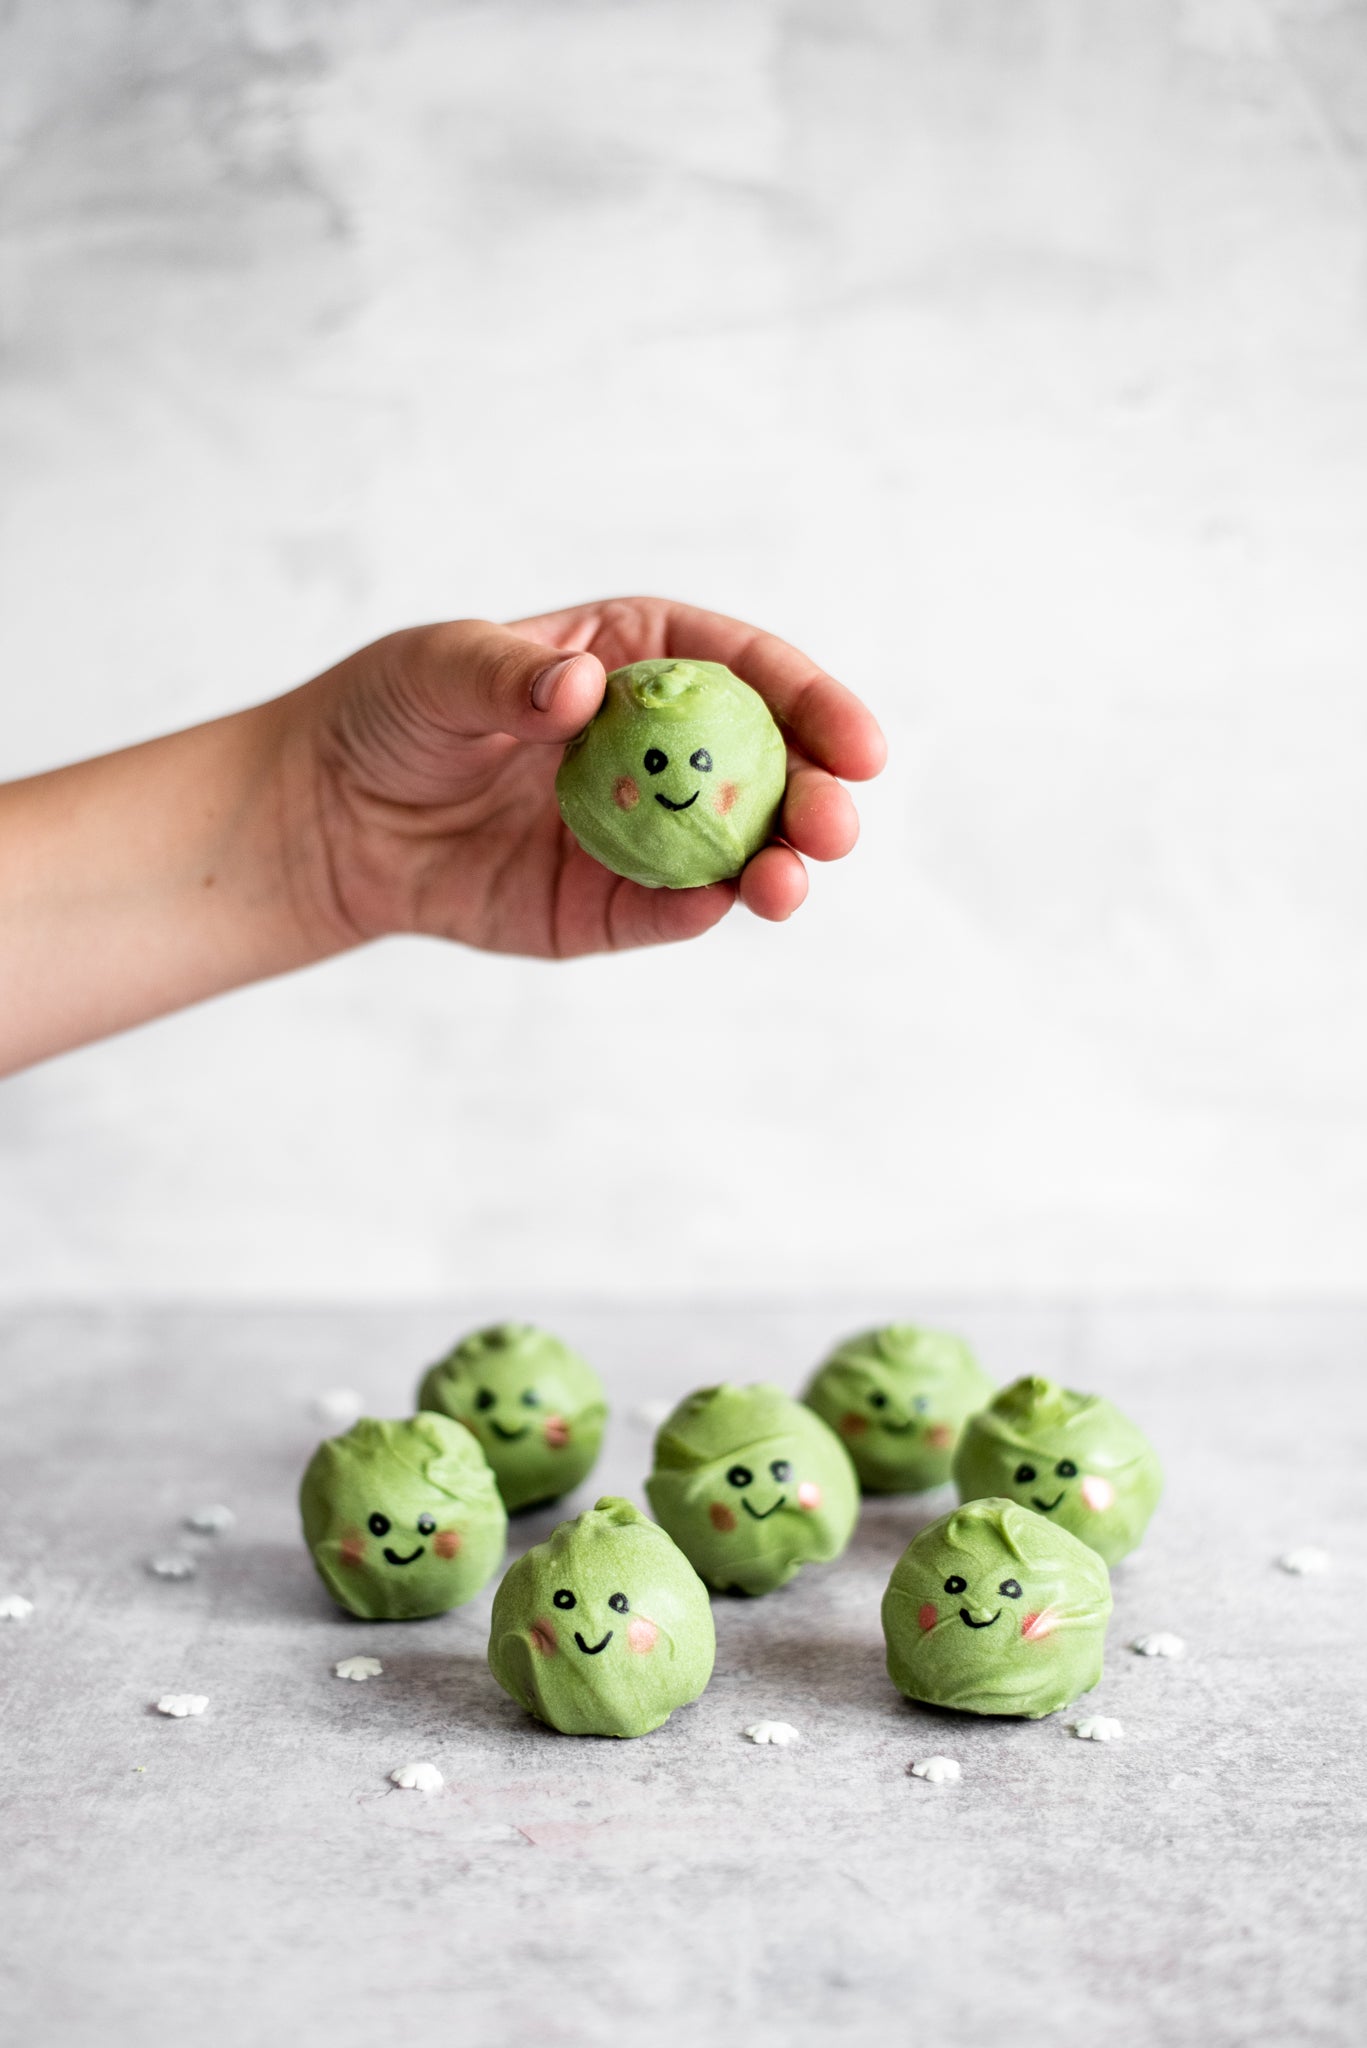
top-left (709, 1503), bottom-right (737, 1534)
top-left (340, 1531), bottom-right (366, 1567)
top-left (1081, 1475), bottom-right (1116, 1512)
top-left (543, 1415), bottom-right (570, 1450)
top-left (797, 1482), bottom-right (822, 1511)
top-left (918, 1602), bottom-right (938, 1633)
top-left (433, 1529), bottom-right (461, 1559)
top-left (714, 781), bottom-right (738, 816)
top-left (1021, 1609), bottom-right (1056, 1642)
top-left (627, 1616), bottom-right (659, 1655)
top-left (926, 1424), bottom-right (953, 1450)
top-left (530, 1618), bottom-right (558, 1656)
top-left (840, 1412), bottom-right (868, 1439)
top-left (614, 775), bottom-right (640, 811)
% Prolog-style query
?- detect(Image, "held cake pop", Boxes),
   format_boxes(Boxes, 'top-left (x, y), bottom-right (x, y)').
top-left (299, 1414), bottom-right (507, 1621)
top-left (555, 659), bottom-right (787, 889)
top-left (803, 1324), bottom-right (995, 1494)
top-left (882, 1497), bottom-right (1113, 1718)
top-left (952, 1376), bottom-right (1163, 1566)
top-left (417, 1322), bottom-right (608, 1514)
top-left (487, 1497), bottom-right (715, 1738)
top-left (645, 1384), bottom-right (859, 1596)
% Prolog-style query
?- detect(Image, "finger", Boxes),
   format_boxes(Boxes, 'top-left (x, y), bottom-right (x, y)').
top-left (605, 877), bottom-right (737, 951)
top-left (511, 597), bottom-right (888, 784)
top-left (412, 619), bottom-right (606, 743)
top-left (738, 842), bottom-right (808, 922)
top-left (780, 758), bottom-right (860, 863)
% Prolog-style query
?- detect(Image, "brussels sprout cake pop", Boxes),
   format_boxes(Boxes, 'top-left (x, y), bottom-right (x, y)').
top-left (299, 1414), bottom-right (507, 1621)
top-left (803, 1324), bottom-right (995, 1494)
top-left (952, 1375), bottom-right (1162, 1566)
top-left (488, 1497), bottom-right (715, 1738)
top-left (555, 659), bottom-right (787, 889)
top-left (645, 1384), bottom-right (859, 1596)
top-left (417, 1322), bottom-right (607, 1514)
top-left (882, 1497), bottom-right (1113, 1718)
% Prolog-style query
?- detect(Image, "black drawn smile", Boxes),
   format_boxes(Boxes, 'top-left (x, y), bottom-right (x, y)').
top-left (959, 1608), bottom-right (1000, 1629)
top-left (655, 791), bottom-right (699, 812)
top-left (1031, 1493), bottom-right (1065, 1513)
top-left (490, 1422), bottom-right (530, 1442)
top-left (383, 1546), bottom-right (425, 1567)
top-left (574, 1630), bottom-right (613, 1655)
top-left (880, 1420), bottom-right (915, 1435)
top-left (741, 1495), bottom-right (787, 1521)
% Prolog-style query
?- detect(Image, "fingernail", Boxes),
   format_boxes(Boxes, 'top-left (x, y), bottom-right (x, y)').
top-left (531, 655), bottom-right (580, 712)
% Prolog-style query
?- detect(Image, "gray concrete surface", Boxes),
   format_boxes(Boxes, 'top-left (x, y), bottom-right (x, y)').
top-left (1, 1300), bottom-right (1363, 2047)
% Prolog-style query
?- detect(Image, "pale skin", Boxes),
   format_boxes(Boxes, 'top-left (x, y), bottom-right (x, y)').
top-left (0, 595), bottom-right (886, 1076)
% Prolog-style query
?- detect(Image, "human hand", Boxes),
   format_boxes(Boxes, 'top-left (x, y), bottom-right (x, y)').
top-left (293, 595), bottom-right (887, 959)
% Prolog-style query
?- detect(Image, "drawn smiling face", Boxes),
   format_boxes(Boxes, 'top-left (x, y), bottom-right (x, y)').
top-left (881, 1497), bottom-right (1113, 1719)
top-left (645, 1385), bottom-right (860, 1597)
top-left (299, 1414), bottom-right (507, 1621)
top-left (488, 1497), bottom-right (716, 1738)
top-left (555, 660), bottom-right (788, 891)
top-left (952, 1377), bottom-right (1164, 1567)
top-left (804, 1326), bottom-right (996, 1496)
top-left (417, 1323), bottom-right (608, 1514)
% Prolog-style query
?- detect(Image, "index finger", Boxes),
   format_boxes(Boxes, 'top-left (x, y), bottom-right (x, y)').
top-left (512, 595), bottom-right (887, 784)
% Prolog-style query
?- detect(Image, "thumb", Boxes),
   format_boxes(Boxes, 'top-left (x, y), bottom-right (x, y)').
top-left (419, 619), bottom-right (606, 742)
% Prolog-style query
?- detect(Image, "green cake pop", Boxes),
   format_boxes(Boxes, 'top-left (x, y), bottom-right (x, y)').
top-left (882, 1497), bottom-right (1112, 1718)
top-left (488, 1496), bottom-right (715, 1738)
top-left (952, 1375), bottom-right (1163, 1566)
top-left (803, 1324), bottom-right (995, 1494)
top-left (555, 659), bottom-right (787, 889)
top-left (417, 1322), bottom-right (608, 1514)
top-left (645, 1383), bottom-right (859, 1596)
top-left (299, 1414), bottom-right (507, 1621)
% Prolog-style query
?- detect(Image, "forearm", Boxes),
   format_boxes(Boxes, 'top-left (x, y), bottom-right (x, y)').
top-left (0, 698), bottom-right (347, 1075)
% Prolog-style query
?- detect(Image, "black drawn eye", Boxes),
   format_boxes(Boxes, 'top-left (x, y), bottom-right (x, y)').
top-left (644, 748), bottom-right (668, 775)
top-left (727, 1464), bottom-right (753, 1488)
top-left (475, 1388), bottom-right (495, 1412)
top-left (770, 1460), bottom-right (791, 1482)
top-left (999, 1578), bottom-right (1023, 1599)
top-left (553, 1589), bottom-right (576, 1610)
top-left (1056, 1459), bottom-right (1078, 1478)
top-left (608, 1592), bottom-right (630, 1614)
top-left (870, 1391), bottom-right (889, 1410)
top-left (944, 1574), bottom-right (968, 1595)
top-left (521, 1389), bottom-right (541, 1407)
top-left (914, 1396), bottom-right (930, 1413)
top-left (368, 1513), bottom-right (391, 1537)
top-left (690, 748), bottom-right (713, 772)
top-left (1014, 1463), bottom-right (1037, 1484)
top-left (417, 1515), bottom-right (436, 1537)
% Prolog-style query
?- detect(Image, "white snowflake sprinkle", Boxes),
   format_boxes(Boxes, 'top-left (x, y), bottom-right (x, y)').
top-left (1131, 1632), bottom-right (1185, 1659)
top-left (334, 1656), bottom-right (383, 1682)
top-left (1070, 1715), bottom-right (1124, 1742)
top-left (155, 1694), bottom-right (208, 1718)
top-left (909, 1755), bottom-right (962, 1784)
top-left (0, 1594), bottom-right (34, 1621)
top-left (147, 1554), bottom-right (197, 1580)
top-left (390, 1760), bottom-right (443, 1791)
top-left (185, 1505), bottom-right (235, 1534)
top-left (312, 1389), bottom-right (364, 1430)
top-left (744, 1721), bottom-right (801, 1747)
top-left (1278, 1546), bottom-right (1330, 1576)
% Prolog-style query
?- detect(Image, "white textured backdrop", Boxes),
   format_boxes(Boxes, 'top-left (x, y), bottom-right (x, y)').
top-left (1, 0), bottom-right (1365, 1300)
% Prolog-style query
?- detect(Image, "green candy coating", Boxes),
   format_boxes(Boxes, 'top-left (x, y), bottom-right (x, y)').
top-left (952, 1375), bottom-right (1163, 1566)
top-left (299, 1414), bottom-right (507, 1621)
top-left (487, 1496), bottom-right (715, 1738)
top-left (645, 1383), bottom-right (860, 1596)
top-left (803, 1324), bottom-right (996, 1494)
top-left (555, 659), bottom-right (787, 889)
top-left (417, 1322), bottom-right (608, 1514)
top-left (882, 1496), bottom-right (1113, 1718)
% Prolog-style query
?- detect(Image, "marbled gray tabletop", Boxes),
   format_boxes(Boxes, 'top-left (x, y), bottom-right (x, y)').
top-left (1, 1302), bottom-right (1362, 2047)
